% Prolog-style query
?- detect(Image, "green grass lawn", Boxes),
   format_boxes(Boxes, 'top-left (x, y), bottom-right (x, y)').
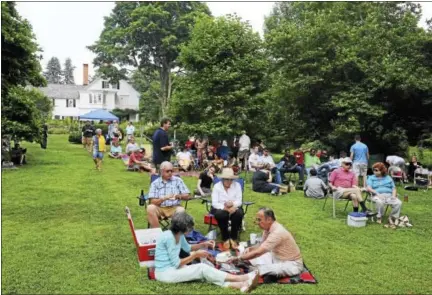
top-left (2, 135), bottom-right (432, 294)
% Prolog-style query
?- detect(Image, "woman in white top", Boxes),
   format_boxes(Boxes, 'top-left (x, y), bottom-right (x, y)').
top-left (126, 137), bottom-right (139, 154)
top-left (211, 168), bottom-right (243, 242)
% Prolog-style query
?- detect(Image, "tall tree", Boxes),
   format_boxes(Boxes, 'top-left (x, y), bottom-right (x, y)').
top-left (63, 57), bottom-right (75, 85)
top-left (88, 2), bottom-right (211, 118)
top-left (264, 2), bottom-right (432, 153)
top-left (44, 57), bottom-right (62, 84)
top-left (1, 2), bottom-right (52, 143)
top-left (170, 15), bottom-right (268, 137)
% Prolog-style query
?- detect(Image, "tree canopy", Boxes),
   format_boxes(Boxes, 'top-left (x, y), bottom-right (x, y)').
top-left (88, 1), bottom-right (211, 119)
top-left (1, 2), bottom-right (52, 143)
top-left (170, 14), bottom-right (268, 138)
top-left (262, 2), bottom-right (432, 153)
top-left (44, 57), bottom-right (62, 84)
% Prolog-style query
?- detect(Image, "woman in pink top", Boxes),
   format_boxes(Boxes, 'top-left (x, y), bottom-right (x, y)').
top-left (329, 157), bottom-right (372, 215)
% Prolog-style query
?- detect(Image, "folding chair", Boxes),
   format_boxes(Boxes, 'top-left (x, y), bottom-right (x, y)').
top-left (365, 192), bottom-right (401, 220)
top-left (389, 166), bottom-right (404, 186)
top-left (201, 177), bottom-right (255, 235)
top-left (137, 174), bottom-right (190, 230)
top-left (322, 189), bottom-right (351, 218)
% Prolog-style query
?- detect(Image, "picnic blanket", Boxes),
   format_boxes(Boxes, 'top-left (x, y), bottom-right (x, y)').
top-left (147, 263), bottom-right (317, 284)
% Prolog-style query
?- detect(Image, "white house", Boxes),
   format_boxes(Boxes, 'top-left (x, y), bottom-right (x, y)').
top-left (38, 64), bottom-right (140, 121)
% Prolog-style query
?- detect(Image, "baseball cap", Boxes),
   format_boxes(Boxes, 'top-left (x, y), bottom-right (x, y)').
top-left (342, 157), bottom-right (352, 164)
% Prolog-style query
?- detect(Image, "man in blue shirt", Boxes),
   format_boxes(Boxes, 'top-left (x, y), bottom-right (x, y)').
top-left (350, 134), bottom-right (369, 188)
top-left (152, 118), bottom-right (173, 171)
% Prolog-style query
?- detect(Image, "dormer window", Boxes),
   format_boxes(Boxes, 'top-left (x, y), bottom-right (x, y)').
top-left (102, 81), bottom-right (110, 89)
top-left (111, 82), bottom-right (120, 90)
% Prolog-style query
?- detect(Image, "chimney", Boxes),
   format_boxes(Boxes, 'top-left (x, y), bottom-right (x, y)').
top-left (83, 64), bottom-right (89, 86)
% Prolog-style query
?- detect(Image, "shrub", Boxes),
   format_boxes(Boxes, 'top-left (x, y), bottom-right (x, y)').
top-left (48, 127), bottom-right (69, 135)
top-left (68, 132), bottom-right (82, 144)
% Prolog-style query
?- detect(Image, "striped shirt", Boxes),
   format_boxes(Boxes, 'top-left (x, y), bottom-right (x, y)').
top-left (149, 176), bottom-right (190, 207)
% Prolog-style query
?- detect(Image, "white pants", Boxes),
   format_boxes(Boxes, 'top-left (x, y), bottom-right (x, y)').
top-left (250, 252), bottom-right (303, 277)
top-left (372, 194), bottom-right (402, 218)
top-left (155, 263), bottom-right (227, 286)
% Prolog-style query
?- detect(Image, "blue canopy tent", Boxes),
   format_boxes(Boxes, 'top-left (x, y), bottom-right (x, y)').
top-left (80, 109), bottom-right (119, 122)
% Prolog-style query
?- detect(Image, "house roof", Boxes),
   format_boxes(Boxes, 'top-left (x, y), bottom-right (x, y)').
top-left (38, 84), bottom-right (85, 99)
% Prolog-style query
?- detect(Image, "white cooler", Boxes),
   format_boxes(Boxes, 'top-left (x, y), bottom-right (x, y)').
top-left (347, 212), bottom-right (367, 227)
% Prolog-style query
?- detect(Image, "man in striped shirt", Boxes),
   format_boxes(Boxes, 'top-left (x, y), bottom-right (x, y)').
top-left (147, 161), bottom-right (191, 228)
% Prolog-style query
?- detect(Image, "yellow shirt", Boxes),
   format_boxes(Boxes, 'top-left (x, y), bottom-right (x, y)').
top-left (97, 135), bottom-right (106, 152)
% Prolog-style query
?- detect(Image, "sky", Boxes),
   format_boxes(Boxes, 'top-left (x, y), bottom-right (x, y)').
top-left (16, 1), bottom-right (432, 86)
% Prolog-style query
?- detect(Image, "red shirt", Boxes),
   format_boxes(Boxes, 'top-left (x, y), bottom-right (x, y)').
top-left (329, 167), bottom-right (357, 188)
top-left (129, 152), bottom-right (139, 166)
top-left (185, 140), bottom-right (194, 149)
top-left (293, 151), bottom-right (304, 165)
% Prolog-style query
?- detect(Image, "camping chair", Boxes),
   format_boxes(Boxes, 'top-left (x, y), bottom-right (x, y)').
top-left (364, 192), bottom-right (401, 221)
top-left (322, 172), bottom-right (351, 218)
top-left (201, 177), bottom-right (255, 235)
top-left (388, 166), bottom-right (404, 186)
top-left (414, 168), bottom-right (430, 191)
top-left (137, 174), bottom-right (191, 230)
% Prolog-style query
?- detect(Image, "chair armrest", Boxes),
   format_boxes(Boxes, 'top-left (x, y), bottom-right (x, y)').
top-left (201, 197), bottom-right (212, 213)
top-left (242, 201), bottom-right (255, 215)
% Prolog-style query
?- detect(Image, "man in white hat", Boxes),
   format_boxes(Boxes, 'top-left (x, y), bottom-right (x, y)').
top-left (211, 168), bottom-right (244, 242)
top-left (329, 157), bottom-right (372, 215)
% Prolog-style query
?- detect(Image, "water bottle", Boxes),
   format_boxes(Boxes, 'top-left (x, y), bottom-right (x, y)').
top-left (404, 194), bottom-right (408, 202)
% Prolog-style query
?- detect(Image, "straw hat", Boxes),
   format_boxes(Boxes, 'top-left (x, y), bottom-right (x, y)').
top-left (217, 168), bottom-right (239, 179)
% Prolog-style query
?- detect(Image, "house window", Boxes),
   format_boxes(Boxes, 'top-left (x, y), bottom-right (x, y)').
top-left (54, 115), bottom-right (60, 120)
top-left (103, 94), bottom-right (106, 104)
top-left (98, 94), bottom-right (102, 102)
top-left (66, 99), bottom-right (69, 107)
top-left (89, 94), bottom-right (92, 103)
top-left (115, 93), bottom-right (119, 104)
top-left (52, 99), bottom-right (55, 106)
top-left (111, 82), bottom-right (120, 89)
top-left (102, 81), bottom-right (109, 89)
top-left (73, 99), bottom-right (76, 107)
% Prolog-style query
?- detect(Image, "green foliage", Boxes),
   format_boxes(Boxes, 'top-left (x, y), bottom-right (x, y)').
top-left (63, 57), bottom-right (75, 85)
top-left (88, 2), bottom-right (211, 118)
top-left (1, 2), bottom-right (50, 143)
top-left (264, 2), bottom-right (432, 154)
top-left (68, 132), bottom-right (82, 144)
top-left (111, 108), bottom-right (138, 122)
top-left (44, 57), bottom-right (62, 84)
top-left (171, 15), bottom-right (268, 138)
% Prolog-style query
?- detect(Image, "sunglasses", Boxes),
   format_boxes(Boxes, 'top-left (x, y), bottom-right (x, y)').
top-left (373, 169), bottom-right (380, 172)
top-left (344, 163), bottom-right (352, 166)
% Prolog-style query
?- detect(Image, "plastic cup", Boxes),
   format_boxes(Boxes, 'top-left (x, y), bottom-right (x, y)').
top-left (250, 233), bottom-right (257, 245)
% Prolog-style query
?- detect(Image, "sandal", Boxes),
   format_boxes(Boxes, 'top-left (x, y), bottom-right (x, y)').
top-left (376, 218), bottom-right (382, 224)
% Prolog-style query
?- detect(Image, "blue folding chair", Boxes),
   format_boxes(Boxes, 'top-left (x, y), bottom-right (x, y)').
top-left (137, 174), bottom-right (190, 229)
top-left (201, 177), bottom-right (255, 234)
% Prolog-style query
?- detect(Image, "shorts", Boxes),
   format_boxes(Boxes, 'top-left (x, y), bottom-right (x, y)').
top-left (353, 162), bottom-right (367, 177)
top-left (151, 205), bottom-right (184, 219)
top-left (82, 137), bottom-right (92, 145)
top-left (93, 150), bottom-right (104, 159)
top-left (238, 149), bottom-right (249, 160)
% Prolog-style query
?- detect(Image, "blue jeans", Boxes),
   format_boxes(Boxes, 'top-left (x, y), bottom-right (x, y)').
top-left (277, 162), bottom-right (304, 182)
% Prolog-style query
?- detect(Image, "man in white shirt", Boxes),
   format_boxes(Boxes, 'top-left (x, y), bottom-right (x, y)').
top-left (211, 168), bottom-right (244, 242)
top-left (126, 121), bottom-right (135, 141)
top-left (260, 148), bottom-right (282, 184)
top-left (238, 131), bottom-right (251, 170)
top-left (248, 147), bottom-right (262, 171)
top-left (126, 137), bottom-right (139, 154)
top-left (176, 147), bottom-right (194, 171)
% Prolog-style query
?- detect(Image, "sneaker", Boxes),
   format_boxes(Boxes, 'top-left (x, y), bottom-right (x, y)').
top-left (363, 210), bottom-right (375, 217)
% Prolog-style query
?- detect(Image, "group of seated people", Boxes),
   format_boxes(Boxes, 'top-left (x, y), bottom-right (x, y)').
top-left (148, 161), bottom-right (304, 290)
top-left (108, 136), bottom-right (156, 174)
top-left (302, 157), bottom-right (403, 225)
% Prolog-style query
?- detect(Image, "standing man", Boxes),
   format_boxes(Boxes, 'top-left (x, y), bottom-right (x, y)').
top-left (41, 123), bottom-right (48, 149)
top-left (350, 134), bottom-right (369, 188)
top-left (238, 131), bottom-right (251, 171)
top-left (152, 118), bottom-right (173, 171)
top-left (92, 128), bottom-right (106, 171)
top-left (126, 121), bottom-right (135, 142)
top-left (81, 120), bottom-right (95, 152)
